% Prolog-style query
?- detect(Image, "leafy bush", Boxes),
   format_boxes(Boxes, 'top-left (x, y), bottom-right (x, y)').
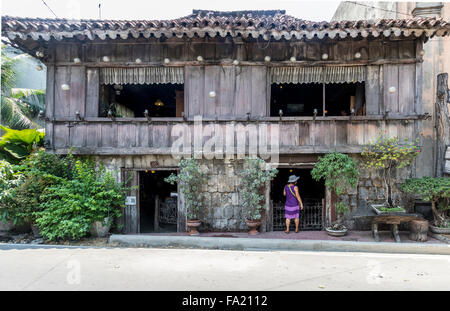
top-left (239, 157), bottom-right (278, 221)
top-left (0, 160), bottom-right (23, 222)
top-left (401, 177), bottom-right (450, 227)
top-left (35, 159), bottom-right (127, 241)
top-left (311, 152), bottom-right (358, 226)
top-left (0, 151), bottom-right (73, 225)
top-left (165, 158), bottom-right (206, 220)
top-left (361, 134), bottom-right (419, 207)
top-left (0, 125), bottom-right (44, 163)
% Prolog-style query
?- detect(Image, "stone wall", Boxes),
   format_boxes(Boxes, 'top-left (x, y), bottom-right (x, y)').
top-left (199, 159), bottom-right (247, 231)
top-left (341, 155), bottom-right (416, 230)
top-left (95, 155), bottom-right (248, 231)
top-left (92, 154), bottom-right (417, 232)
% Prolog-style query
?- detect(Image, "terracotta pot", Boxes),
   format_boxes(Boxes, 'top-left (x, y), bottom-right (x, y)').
top-left (186, 219), bottom-right (201, 236)
top-left (90, 217), bottom-right (111, 238)
top-left (246, 219), bottom-right (261, 235)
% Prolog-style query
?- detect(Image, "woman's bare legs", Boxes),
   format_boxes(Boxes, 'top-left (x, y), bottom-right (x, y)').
top-left (285, 218), bottom-right (290, 233)
top-left (295, 218), bottom-right (299, 233)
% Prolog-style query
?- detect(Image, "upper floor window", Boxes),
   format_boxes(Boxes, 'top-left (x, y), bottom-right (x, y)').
top-left (98, 67), bottom-right (184, 118)
top-left (270, 66), bottom-right (366, 117)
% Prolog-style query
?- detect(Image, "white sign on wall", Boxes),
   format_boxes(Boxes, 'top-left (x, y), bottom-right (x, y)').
top-left (125, 196), bottom-right (137, 205)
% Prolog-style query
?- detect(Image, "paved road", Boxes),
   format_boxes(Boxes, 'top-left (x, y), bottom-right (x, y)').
top-left (0, 245), bottom-right (449, 290)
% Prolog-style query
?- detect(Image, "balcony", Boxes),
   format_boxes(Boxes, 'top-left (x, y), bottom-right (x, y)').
top-left (46, 115), bottom-right (420, 155)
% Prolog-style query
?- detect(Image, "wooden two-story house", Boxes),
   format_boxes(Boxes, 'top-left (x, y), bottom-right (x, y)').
top-left (2, 10), bottom-right (449, 233)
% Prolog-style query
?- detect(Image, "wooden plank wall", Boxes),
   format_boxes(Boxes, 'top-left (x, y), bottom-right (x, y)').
top-left (51, 119), bottom-right (417, 154)
top-left (52, 38), bottom-right (417, 63)
top-left (185, 65), bottom-right (268, 118)
top-left (49, 39), bottom-right (421, 120)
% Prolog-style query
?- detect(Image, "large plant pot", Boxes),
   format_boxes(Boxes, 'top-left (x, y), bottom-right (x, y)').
top-left (246, 219), bottom-right (261, 235)
top-left (371, 204), bottom-right (406, 215)
top-left (90, 217), bottom-right (111, 238)
top-left (186, 220), bottom-right (201, 236)
top-left (409, 219), bottom-right (428, 242)
top-left (0, 219), bottom-right (14, 232)
top-left (325, 227), bottom-right (348, 237)
top-left (429, 224), bottom-right (450, 235)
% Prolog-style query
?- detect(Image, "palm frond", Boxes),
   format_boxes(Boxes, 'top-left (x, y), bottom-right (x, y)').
top-left (0, 97), bottom-right (38, 130)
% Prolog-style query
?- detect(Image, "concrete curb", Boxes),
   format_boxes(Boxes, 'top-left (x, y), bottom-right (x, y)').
top-left (109, 235), bottom-right (450, 255)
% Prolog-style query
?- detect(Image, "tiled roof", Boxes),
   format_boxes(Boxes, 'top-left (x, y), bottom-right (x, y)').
top-left (2, 10), bottom-right (450, 41)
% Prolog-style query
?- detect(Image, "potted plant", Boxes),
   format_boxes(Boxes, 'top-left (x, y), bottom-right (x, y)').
top-left (401, 177), bottom-right (450, 234)
top-left (361, 134), bottom-right (420, 214)
top-left (165, 158), bottom-right (206, 236)
top-left (311, 152), bottom-right (358, 236)
top-left (239, 157), bottom-right (278, 235)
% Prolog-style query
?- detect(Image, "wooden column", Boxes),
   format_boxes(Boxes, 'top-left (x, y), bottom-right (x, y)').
top-left (436, 73), bottom-right (449, 177)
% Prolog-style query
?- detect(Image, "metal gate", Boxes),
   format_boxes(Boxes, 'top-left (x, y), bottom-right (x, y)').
top-left (273, 198), bottom-right (323, 231)
top-left (159, 198), bottom-right (177, 225)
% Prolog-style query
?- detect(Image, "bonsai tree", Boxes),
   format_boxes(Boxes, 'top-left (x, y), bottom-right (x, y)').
top-left (165, 158), bottom-right (206, 220)
top-left (401, 177), bottom-right (450, 228)
top-left (239, 157), bottom-right (278, 221)
top-left (361, 134), bottom-right (420, 207)
top-left (311, 152), bottom-right (358, 228)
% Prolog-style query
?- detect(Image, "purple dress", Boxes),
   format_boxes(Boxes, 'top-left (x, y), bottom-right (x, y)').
top-left (285, 184), bottom-right (300, 219)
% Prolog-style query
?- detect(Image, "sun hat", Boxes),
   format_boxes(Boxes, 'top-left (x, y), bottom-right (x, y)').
top-left (288, 175), bottom-right (299, 183)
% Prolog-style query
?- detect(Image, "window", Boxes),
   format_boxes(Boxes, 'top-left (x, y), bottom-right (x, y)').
top-left (270, 82), bottom-right (365, 117)
top-left (99, 83), bottom-right (184, 118)
top-left (98, 67), bottom-right (184, 118)
top-left (269, 66), bottom-right (366, 117)
top-left (270, 83), bottom-right (323, 117)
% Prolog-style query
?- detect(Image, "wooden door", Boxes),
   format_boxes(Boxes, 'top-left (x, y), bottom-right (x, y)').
top-left (122, 169), bottom-right (140, 233)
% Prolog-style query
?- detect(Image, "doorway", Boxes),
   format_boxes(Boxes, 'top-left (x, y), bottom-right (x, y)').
top-left (139, 170), bottom-right (178, 233)
top-left (271, 168), bottom-right (325, 231)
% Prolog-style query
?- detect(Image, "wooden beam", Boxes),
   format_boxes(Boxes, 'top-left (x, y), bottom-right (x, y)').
top-left (52, 58), bottom-right (423, 68)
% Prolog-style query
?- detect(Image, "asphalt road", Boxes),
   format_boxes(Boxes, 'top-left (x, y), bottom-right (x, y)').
top-left (0, 245), bottom-right (449, 290)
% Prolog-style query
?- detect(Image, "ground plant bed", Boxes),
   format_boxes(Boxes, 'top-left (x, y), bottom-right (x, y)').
top-left (429, 224), bottom-right (450, 235)
top-left (371, 204), bottom-right (406, 215)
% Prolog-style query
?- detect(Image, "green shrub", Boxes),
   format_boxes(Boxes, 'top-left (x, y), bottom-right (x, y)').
top-left (35, 159), bottom-right (127, 241)
top-left (361, 134), bottom-right (419, 207)
top-left (311, 152), bottom-right (358, 226)
top-left (239, 158), bottom-right (278, 221)
top-left (0, 160), bottom-right (23, 222)
top-left (401, 177), bottom-right (450, 227)
top-left (165, 158), bottom-right (206, 220)
top-left (0, 151), bottom-right (73, 225)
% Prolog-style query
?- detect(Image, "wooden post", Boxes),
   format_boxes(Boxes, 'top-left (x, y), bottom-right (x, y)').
top-left (154, 195), bottom-right (160, 232)
top-left (409, 219), bottom-right (429, 242)
top-left (436, 73), bottom-right (449, 177)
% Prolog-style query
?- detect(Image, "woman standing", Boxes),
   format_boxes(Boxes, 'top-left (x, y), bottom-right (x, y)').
top-left (283, 175), bottom-right (304, 233)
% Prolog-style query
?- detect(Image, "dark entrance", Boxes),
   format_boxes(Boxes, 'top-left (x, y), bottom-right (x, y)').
top-left (139, 170), bottom-right (178, 233)
top-left (271, 168), bottom-right (325, 231)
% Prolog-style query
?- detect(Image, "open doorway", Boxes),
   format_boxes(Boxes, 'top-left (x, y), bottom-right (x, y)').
top-left (139, 170), bottom-right (178, 233)
top-left (270, 168), bottom-right (325, 231)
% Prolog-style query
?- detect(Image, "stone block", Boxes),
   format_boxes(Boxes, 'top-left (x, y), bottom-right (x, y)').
top-left (358, 187), bottom-right (368, 200)
top-left (203, 193), bottom-right (211, 207)
top-left (232, 193), bottom-right (239, 205)
top-left (218, 178), bottom-right (235, 193)
top-left (369, 187), bottom-right (377, 200)
top-left (224, 206), bottom-right (234, 219)
top-left (211, 193), bottom-right (221, 207)
top-left (365, 179), bottom-right (372, 187)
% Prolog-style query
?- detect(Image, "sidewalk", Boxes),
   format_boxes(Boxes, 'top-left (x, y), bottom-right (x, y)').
top-left (109, 230), bottom-right (450, 255)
